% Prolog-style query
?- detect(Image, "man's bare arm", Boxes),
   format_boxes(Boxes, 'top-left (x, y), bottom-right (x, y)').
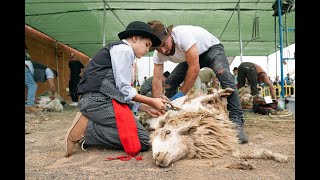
top-left (262, 75), bottom-right (276, 99)
top-left (179, 44), bottom-right (200, 94)
top-left (47, 78), bottom-right (57, 95)
top-left (152, 64), bottom-right (164, 98)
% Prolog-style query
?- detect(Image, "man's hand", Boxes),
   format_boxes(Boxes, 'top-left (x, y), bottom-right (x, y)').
top-left (170, 91), bottom-right (185, 101)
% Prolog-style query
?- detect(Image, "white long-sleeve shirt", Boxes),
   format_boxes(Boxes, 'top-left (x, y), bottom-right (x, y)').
top-left (110, 40), bottom-right (141, 112)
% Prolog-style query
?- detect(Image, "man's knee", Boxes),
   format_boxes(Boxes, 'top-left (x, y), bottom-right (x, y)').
top-left (215, 68), bottom-right (236, 88)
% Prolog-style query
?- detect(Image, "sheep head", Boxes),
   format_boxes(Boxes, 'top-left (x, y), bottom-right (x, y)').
top-left (151, 120), bottom-right (198, 167)
top-left (150, 112), bottom-right (238, 168)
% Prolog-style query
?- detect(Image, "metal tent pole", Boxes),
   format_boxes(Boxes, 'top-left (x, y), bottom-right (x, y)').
top-left (237, 3), bottom-right (243, 63)
top-left (277, 0), bottom-right (285, 98)
top-left (55, 41), bottom-right (60, 94)
top-left (148, 55), bottom-right (151, 77)
top-left (274, 16), bottom-right (278, 78)
top-left (102, 0), bottom-right (106, 46)
top-left (267, 55), bottom-right (269, 76)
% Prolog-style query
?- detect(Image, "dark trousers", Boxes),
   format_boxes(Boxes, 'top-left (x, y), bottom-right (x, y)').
top-left (69, 80), bottom-right (79, 102)
top-left (237, 62), bottom-right (259, 96)
top-left (165, 44), bottom-right (244, 124)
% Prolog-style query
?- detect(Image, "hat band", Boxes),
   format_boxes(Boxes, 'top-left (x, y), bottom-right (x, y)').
top-left (163, 25), bottom-right (168, 34)
top-left (159, 26), bottom-right (169, 41)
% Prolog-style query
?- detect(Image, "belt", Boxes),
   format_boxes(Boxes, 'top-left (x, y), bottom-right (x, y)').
top-left (211, 43), bottom-right (223, 48)
top-left (25, 64), bottom-right (29, 69)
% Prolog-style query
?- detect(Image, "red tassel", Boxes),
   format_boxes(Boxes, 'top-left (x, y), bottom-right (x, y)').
top-left (104, 155), bottom-right (143, 161)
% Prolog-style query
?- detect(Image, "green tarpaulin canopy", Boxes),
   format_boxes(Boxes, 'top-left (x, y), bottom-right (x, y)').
top-left (25, 0), bottom-right (295, 57)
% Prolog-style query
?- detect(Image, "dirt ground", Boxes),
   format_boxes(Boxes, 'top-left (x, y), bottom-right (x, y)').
top-left (25, 105), bottom-right (295, 180)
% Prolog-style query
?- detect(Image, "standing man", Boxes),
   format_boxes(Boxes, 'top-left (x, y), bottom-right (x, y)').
top-left (232, 67), bottom-right (239, 88)
top-left (237, 62), bottom-right (276, 100)
top-left (283, 73), bottom-right (294, 95)
top-left (148, 20), bottom-right (248, 144)
top-left (68, 53), bottom-right (85, 106)
top-left (284, 73), bottom-right (294, 85)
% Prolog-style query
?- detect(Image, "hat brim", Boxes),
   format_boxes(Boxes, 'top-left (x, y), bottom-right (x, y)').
top-left (118, 30), bottom-right (161, 47)
top-left (148, 25), bottom-right (173, 52)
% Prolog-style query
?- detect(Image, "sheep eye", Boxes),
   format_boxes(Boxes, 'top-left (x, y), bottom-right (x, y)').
top-left (165, 130), bottom-right (171, 135)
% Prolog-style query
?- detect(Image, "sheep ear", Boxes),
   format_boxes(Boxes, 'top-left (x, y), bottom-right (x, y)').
top-left (149, 129), bottom-right (159, 142)
top-left (179, 124), bottom-right (197, 135)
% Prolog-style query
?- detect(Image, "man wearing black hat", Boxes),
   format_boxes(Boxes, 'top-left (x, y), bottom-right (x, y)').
top-left (139, 71), bottom-right (170, 97)
top-left (64, 21), bottom-right (168, 157)
top-left (148, 20), bottom-right (248, 144)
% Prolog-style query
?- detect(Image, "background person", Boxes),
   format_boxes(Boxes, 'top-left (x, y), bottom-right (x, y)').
top-left (139, 71), bottom-right (170, 97)
top-left (232, 67), bottom-right (238, 88)
top-left (284, 73), bottom-right (294, 95)
top-left (237, 62), bottom-right (276, 100)
top-left (25, 45), bottom-right (43, 113)
top-left (141, 76), bottom-right (148, 85)
top-left (30, 61), bottom-right (58, 96)
top-left (68, 53), bottom-right (85, 106)
top-left (194, 68), bottom-right (218, 94)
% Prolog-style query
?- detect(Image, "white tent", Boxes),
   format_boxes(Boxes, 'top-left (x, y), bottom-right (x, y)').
top-left (135, 57), bottom-right (178, 84)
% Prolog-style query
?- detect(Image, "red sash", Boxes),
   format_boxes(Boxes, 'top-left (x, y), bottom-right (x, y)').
top-left (105, 99), bottom-right (142, 161)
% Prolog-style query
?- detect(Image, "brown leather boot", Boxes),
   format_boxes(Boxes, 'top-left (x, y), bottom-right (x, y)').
top-left (64, 112), bottom-right (88, 157)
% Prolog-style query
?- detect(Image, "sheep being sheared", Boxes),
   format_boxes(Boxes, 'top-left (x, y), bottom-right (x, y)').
top-left (146, 88), bottom-right (288, 167)
top-left (142, 88), bottom-right (235, 132)
top-left (35, 96), bottom-right (64, 112)
top-left (150, 112), bottom-right (238, 167)
top-left (35, 91), bottom-right (66, 112)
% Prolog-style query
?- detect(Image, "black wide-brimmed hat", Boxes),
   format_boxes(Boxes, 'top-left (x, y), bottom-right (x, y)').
top-left (118, 21), bottom-right (161, 47)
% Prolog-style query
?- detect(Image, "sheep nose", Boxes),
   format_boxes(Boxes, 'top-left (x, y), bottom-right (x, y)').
top-left (155, 151), bottom-right (167, 163)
